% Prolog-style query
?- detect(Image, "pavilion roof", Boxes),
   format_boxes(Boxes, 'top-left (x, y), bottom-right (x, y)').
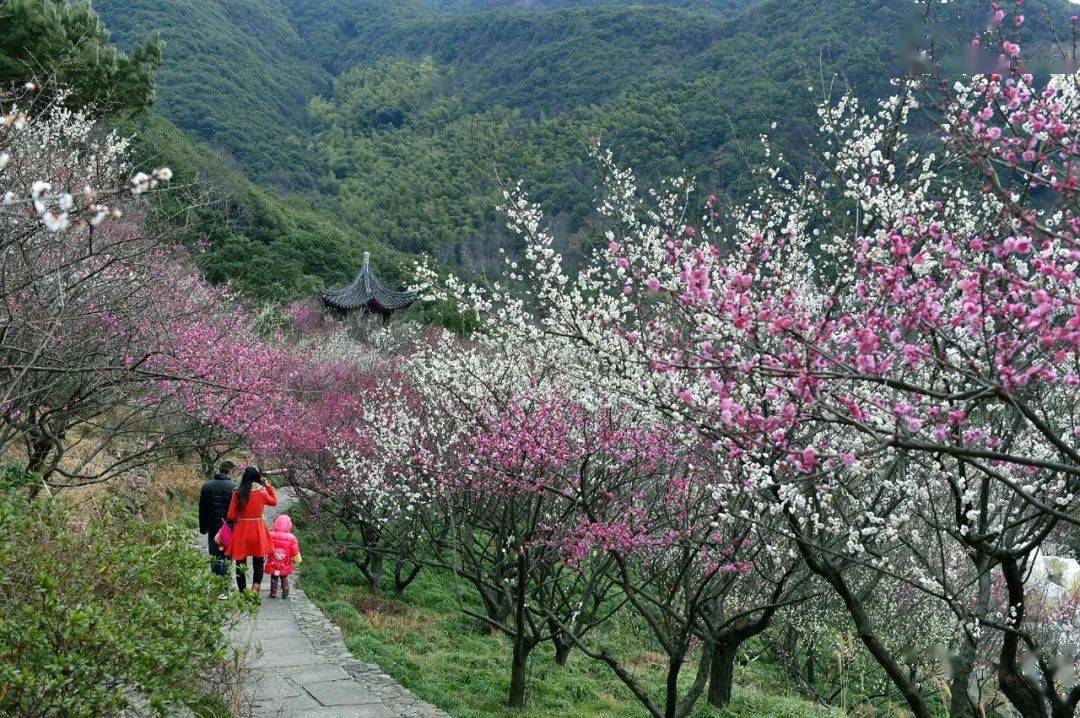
top-left (316, 252), bottom-right (419, 314)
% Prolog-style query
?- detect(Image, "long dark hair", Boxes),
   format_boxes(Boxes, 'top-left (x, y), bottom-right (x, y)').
top-left (236, 466), bottom-right (262, 510)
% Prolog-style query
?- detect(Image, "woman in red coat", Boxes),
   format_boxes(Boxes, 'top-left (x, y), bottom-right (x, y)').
top-left (226, 466), bottom-right (277, 594)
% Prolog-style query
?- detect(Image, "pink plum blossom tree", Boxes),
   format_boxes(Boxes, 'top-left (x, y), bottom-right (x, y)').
top-left (412, 7), bottom-right (1079, 714)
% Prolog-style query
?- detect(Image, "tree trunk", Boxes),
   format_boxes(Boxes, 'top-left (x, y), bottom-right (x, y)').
top-left (783, 626), bottom-right (797, 655)
top-left (364, 552), bottom-right (383, 594)
top-left (508, 551), bottom-right (530, 709)
top-left (553, 635), bottom-right (572, 667)
top-left (951, 554), bottom-right (991, 718)
top-left (664, 656), bottom-right (684, 718)
top-left (948, 647), bottom-right (977, 718)
top-left (509, 634), bottom-right (530, 709)
top-left (393, 561), bottom-right (420, 600)
top-left (477, 587), bottom-right (510, 634)
top-left (998, 558), bottom-right (1049, 718)
top-left (794, 536), bottom-right (932, 718)
top-left (547, 617), bottom-right (573, 666)
top-left (707, 640), bottom-right (737, 707)
top-left (26, 477), bottom-right (48, 500)
top-left (25, 433), bottom-right (51, 476)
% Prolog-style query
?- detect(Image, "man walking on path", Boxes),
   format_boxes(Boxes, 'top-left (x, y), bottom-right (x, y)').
top-left (199, 461), bottom-right (237, 579)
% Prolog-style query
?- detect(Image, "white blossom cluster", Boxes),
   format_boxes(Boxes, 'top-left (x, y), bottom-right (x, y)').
top-left (0, 87), bottom-right (171, 235)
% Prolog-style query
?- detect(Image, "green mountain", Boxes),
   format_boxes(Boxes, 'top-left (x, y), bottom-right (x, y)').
top-left (89, 0), bottom-right (1073, 295)
top-left (93, 0), bottom-right (330, 188)
top-left (298, 5), bottom-right (730, 112)
top-left (420, 0), bottom-right (755, 16)
top-left (123, 113), bottom-right (414, 300)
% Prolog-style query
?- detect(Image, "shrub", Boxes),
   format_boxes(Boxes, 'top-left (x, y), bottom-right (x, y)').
top-left (0, 489), bottom-right (240, 717)
top-left (1, 463), bottom-right (37, 493)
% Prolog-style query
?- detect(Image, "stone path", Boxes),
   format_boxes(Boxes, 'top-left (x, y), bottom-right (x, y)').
top-left (223, 489), bottom-right (448, 718)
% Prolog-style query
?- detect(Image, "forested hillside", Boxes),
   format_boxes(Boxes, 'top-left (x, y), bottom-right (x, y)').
top-left (90, 0), bottom-right (1076, 292)
top-left (93, 0), bottom-right (329, 187)
top-left (422, 0), bottom-right (755, 14)
top-left (304, 6), bottom-right (729, 112)
top-left (122, 113), bottom-right (413, 298)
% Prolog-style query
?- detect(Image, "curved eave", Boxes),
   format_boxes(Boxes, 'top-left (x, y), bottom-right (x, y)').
top-left (369, 289), bottom-right (420, 312)
top-left (316, 287), bottom-right (419, 313)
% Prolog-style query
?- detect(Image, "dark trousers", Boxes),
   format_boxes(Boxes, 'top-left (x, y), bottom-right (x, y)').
top-left (235, 557), bottom-right (265, 591)
top-left (269, 574), bottom-right (289, 596)
top-left (207, 534), bottom-right (231, 578)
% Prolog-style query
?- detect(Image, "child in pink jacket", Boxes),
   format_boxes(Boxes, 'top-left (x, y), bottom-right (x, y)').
top-left (265, 514), bottom-right (301, 598)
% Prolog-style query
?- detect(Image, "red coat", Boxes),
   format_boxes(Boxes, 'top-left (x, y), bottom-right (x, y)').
top-left (265, 514), bottom-right (301, 576)
top-left (226, 484), bottom-right (277, 560)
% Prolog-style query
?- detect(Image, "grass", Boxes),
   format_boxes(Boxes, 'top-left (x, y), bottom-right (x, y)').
top-left (294, 518), bottom-right (840, 718)
top-left (177, 504), bottom-right (201, 531)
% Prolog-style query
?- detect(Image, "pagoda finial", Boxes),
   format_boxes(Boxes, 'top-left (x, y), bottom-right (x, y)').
top-left (363, 251), bottom-right (370, 271)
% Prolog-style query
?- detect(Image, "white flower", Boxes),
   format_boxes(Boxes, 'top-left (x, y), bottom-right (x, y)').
top-left (2, 191), bottom-right (15, 205)
top-left (88, 207), bottom-right (108, 227)
top-left (129, 172), bottom-right (152, 194)
top-left (42, 211), bottom-right (70, 233)
top-left (31, 180), bottom-right (52, 213)
top-left (0, 152), bottom-right (9, 170)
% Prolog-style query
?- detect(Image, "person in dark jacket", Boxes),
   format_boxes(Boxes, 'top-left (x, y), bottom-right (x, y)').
top-left (199, 461), bottom-right (237, 578)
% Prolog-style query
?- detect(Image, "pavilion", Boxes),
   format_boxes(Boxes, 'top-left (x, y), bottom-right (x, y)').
top-left (316, 252), bottom-right (419, 332)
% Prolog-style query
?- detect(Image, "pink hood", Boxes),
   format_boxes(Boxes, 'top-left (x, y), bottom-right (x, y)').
top-left (266, 513), bottom-right (300, 576)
